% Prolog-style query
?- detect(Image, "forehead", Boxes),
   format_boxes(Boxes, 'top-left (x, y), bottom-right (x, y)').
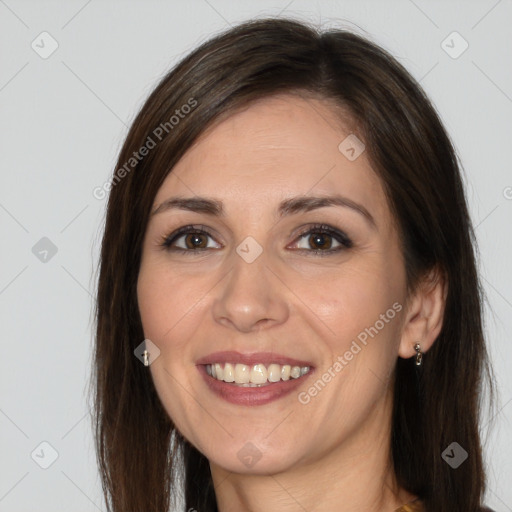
top-left (153, 94), bottom-right (388, 224)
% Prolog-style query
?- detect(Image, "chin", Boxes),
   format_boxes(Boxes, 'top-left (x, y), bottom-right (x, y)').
top-left (207, 443), bottom-right (301, 476)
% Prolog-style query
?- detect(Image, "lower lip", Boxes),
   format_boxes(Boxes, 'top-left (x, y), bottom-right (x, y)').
top-left (197, 365), bottom-right (314, 406)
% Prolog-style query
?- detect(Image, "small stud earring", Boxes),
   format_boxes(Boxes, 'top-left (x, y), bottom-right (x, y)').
top-left (143, 349), bottom-right (149, 367)
top-left (414, 343), bottom-right (423, 366)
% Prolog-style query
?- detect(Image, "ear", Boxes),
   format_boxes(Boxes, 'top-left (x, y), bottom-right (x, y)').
top-left (398, 266), bottom-right (448, 360)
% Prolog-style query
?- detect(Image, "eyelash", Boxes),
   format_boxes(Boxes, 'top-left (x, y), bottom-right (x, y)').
top-left (159, 223), bottom-right (353, 256)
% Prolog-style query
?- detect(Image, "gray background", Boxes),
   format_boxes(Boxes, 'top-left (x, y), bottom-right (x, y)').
top-left (1, 0), bottom-right (511, 510)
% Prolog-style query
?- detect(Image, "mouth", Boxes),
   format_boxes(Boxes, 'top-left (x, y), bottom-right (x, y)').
top-left (204, 362), bottom-right (311, 386)
top-left (196, 351), bottom-right (315, 406)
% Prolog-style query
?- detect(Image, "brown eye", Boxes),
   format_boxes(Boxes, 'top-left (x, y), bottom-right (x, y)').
top-left (307, 232), bottom-right (334, 250)
top-left (161, 225), bottom-right (221, 252)
top-left (291, 224), bottom-right (353, 254)
top-left (183, 233), bottom-right (208, 249)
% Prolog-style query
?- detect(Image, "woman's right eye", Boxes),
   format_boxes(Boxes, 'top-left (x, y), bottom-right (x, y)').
top-left (160, 225), bottom-right (222, 252)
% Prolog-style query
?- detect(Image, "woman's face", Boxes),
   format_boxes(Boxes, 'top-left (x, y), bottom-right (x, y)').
top-left (137, 94), bottom-right (408, 474)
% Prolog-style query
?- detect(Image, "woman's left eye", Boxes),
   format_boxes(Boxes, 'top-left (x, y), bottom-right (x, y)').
top-left (290, 224), bottom-right (353, 254)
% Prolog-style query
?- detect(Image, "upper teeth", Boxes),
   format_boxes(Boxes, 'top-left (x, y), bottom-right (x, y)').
top-left (206, 363), bottom-right (311, 385)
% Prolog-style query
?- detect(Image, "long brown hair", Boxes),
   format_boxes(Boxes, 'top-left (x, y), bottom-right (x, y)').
top-left (90, 18), bottom-right (497, 512)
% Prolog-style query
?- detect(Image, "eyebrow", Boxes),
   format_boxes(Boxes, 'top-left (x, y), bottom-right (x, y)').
top-left (151, 195), bottom-right (377, 229)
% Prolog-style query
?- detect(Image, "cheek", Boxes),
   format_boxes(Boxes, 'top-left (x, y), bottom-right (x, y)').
top-left (137, 267), bottom-right (205, 433)
top-left (300, 261), bottom-right (404, 369)
top-left (308, 266), bottom-right (394, 327)
top-left (137, 272), bottom-right (168, 341)
top-left (137, 263), bottom-right (204, 342)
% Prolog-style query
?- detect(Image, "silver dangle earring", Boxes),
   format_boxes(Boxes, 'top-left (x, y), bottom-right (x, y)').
top-left (414, 343), bottom-right (423, 366)
top-left (143, 349), bottom-right (149, 367)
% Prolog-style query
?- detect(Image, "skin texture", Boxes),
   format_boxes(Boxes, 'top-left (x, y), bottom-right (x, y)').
top-left (137, 94), bottom-right (446, 512)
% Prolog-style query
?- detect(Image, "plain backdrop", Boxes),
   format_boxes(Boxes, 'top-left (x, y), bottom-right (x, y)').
top-left (1, 1), bottom-right (511, 511)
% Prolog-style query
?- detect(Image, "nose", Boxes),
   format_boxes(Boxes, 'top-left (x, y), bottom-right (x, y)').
top-left (211, 247), bottom-right (289, 333)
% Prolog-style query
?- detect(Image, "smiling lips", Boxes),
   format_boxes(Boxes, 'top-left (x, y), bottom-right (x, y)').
top-left (196, 351), bottom-right (315, 405)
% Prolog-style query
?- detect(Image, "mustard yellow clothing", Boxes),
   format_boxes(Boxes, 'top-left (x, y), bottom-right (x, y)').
top-left (394, 498), bottom-right (423, 511)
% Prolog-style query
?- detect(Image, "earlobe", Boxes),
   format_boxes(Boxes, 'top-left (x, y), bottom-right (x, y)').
top-left (398, 266), bottom-right (448, 360)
